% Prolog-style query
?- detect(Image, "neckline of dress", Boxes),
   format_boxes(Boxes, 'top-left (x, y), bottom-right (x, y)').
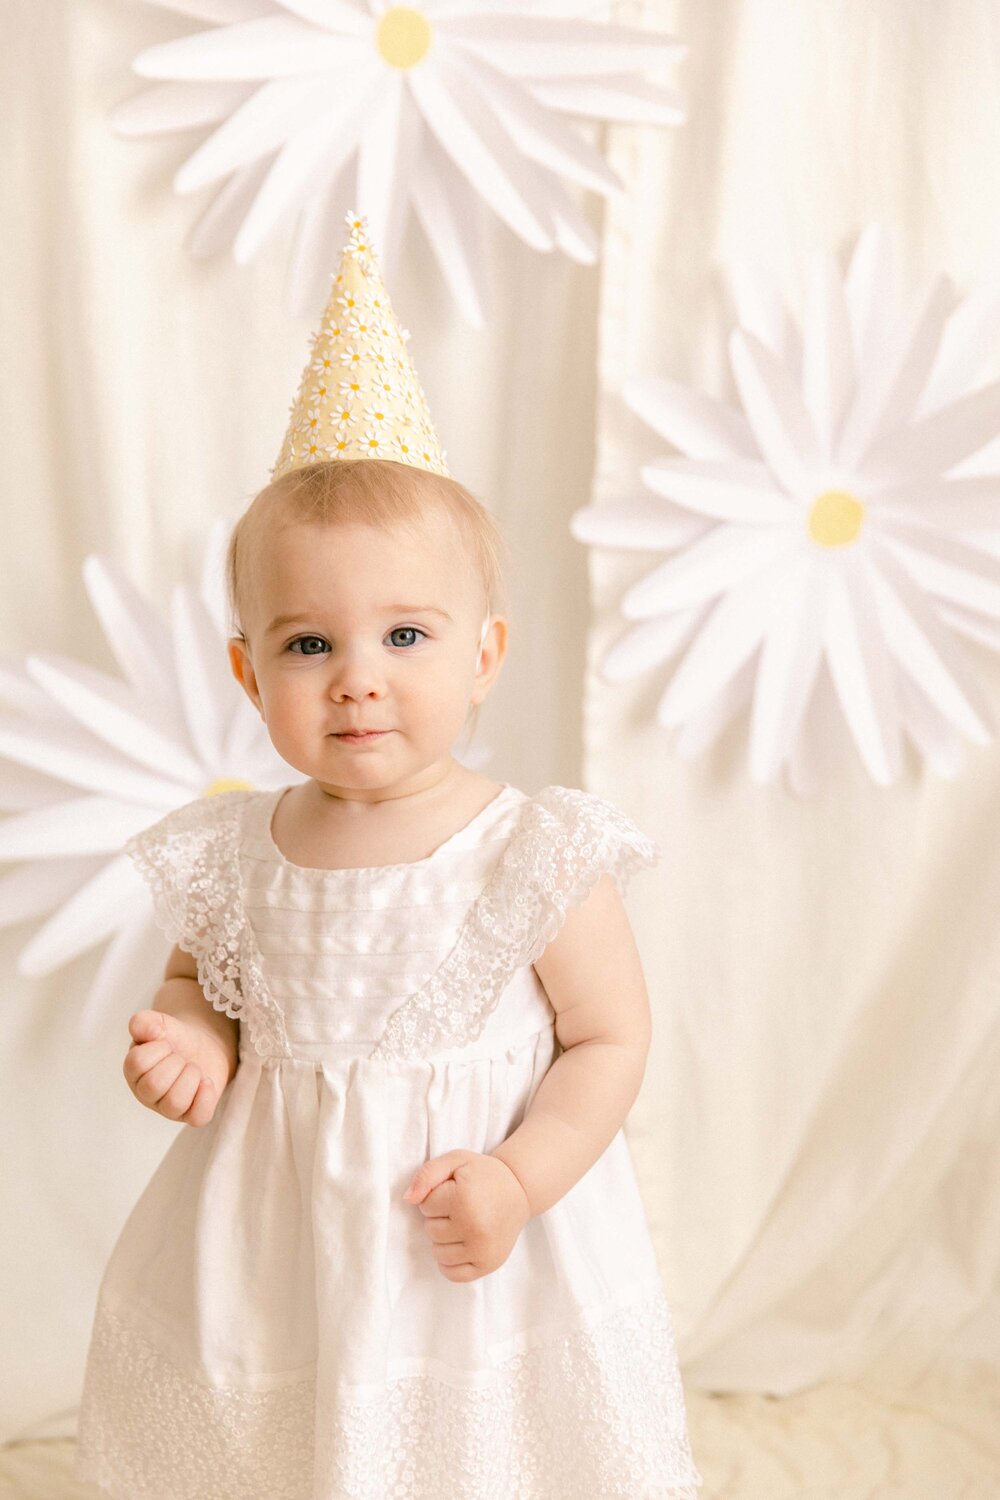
top-left (262, 781), bottom-right (518, 876)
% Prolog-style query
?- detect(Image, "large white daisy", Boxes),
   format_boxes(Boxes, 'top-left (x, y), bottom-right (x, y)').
top-left (111, 0), bottom-right (686, 324)
top-left (571, 224), bottom-right (1000, 793)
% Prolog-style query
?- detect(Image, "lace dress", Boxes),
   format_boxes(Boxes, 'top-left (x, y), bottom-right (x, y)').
top-left (74, 781), bottom-right (702, 1500)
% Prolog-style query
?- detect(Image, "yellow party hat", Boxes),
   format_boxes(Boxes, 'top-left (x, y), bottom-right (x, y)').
top-left (272, 212), bottom-right (450, 481)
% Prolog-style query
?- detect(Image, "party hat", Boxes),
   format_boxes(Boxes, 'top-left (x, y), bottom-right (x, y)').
top-left (272, 212), bottom-right (449, 481)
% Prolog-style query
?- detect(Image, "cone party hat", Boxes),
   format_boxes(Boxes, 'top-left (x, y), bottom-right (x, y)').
top-left (272, 213), bottom-right (449, 481)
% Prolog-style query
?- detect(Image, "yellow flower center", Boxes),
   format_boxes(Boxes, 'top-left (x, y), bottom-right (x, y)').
top-left (377, 7), bottom-right (432, 69)
top-left (203, 777), bottom-right (254, 796)
top-left (807, 489), bottom-right (865, 547)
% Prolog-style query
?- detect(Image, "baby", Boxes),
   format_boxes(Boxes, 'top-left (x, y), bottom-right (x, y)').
top-left (121, 456), bottom-right (655, 1275)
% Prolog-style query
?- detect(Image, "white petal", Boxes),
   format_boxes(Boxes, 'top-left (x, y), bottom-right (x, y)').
top-left (436, 15), bottom-right (683, 78)
top-left (137, 0), bottom-right (275, 20)
top-left (446, 49), bottom-right (621, 197)
top-left (920, 273), bottom-right (1000, 414)
top-left (0, 856), bottom-right (96, 929)
top-left (187, 153), bottom-right (275, 256)
top-left (110, 79), bottom-right (253, 136)
top-left (875, 474), bottom-right (1000, 529)
top-left (729, 329), bottom-right (822, 498)
top-left (669, 656), bottom-right (755, 758)
top-left (134, 16), bottom-right (353, 80)
top-left (861, 374), bottom-right (1000, 485)
top-left (641, 458), bottom-right (799, 523)
top-left (357, 76), bottom-right (416, 277)
top-left (409, 134), bottom-right (487, 327)
top-left (529, 75), bottom-right (685, 126)
top-left (285, 157), bottom-right (358, 319)
top-left (0, 659), bottom-right (64, 720)
top-left (864, 541), bottom-right (994, 745)
top-left (622, 524), bottom-right (796, 618)
top-left (876, 520), bottom-right (1000, 619)
top-left (657, 549), bottom-right (803, 725)
top-left (544, 175), bottom-right (599, 263)
top-left (621, 376), bottom-right (757, 459)
top-left (570, 499), bottom-right (708, 551)
top-left (0, 712), bottom-right (194, 807)
top-left (233, 70), bottom-right (383, 261)
top-left (937, 600), bottom-right (1000, 652)
top-left (0, 796), bottom-right (162, 861)
top-left (408, 60), bottom-right (555, 250)
top-left (172, 587), bottom-right (233, 769)
top-left (78, 913), bottom-right (159, 1039)
top-left (199, 516), bottom-right (234, 636)
top-left (748, 557), bottom-right (826, 784)
top-left (725, 258), bottom-right (802, 371)
top-left (0, 760), bottom-right (65, 812)
top-left (82, 555), bottom-right (178, 702)
top-left (174, 71), bottom-right (352, 192)
top-left (836, 273), bottom-right (955, 472)
top-left (895, 673), bottom-right (966, 780)
top-left (801, 248), bottom-right (854, 460)
top-left (25, 654), bottom-right (206, 786)
top-left (843, 222), bottom-right (901, 376)
top-left (276, 0), bottom-right (369, 35)
top-left (17, 853), bottom-right (137, 977)
top-left (785, 661), bottom-right (853, 798)
top-left (822, 560), bottom-right (902, 785)
top-left (599, 608), bottom-right (705, 682)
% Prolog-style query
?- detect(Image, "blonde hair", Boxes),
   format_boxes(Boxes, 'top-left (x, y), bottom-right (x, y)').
top-left (225, 458), bottom-right (508, 744)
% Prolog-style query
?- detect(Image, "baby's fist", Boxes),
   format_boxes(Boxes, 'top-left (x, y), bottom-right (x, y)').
top-left (124, 1008), bottom-right (227, 1128)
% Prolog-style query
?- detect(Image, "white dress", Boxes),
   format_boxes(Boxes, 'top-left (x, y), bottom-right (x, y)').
top-left (74, 781), bottom-right (702, 1500)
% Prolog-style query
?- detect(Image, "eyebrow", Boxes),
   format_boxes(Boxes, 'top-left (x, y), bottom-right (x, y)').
top-left (265, 605), bottom-right (453, 634)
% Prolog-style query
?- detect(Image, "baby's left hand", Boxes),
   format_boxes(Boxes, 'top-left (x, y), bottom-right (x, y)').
top-left (403, 1150), bottom-right (531, 1282)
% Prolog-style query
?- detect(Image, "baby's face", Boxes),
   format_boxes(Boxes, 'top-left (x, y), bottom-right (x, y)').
top-left (229, 513), bottom-right (497, 793)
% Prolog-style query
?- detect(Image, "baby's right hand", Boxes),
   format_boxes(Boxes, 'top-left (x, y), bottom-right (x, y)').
top-left (124, 1009), bottom-right (231, 1127)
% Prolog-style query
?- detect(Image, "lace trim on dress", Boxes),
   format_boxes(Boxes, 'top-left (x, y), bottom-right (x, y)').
top-left (124, 792), bottom-right (292, 1060)
top-left (74, 1281), bottom-right (702, 1500)
top-left (368, 786), bottom-right (661, 1063)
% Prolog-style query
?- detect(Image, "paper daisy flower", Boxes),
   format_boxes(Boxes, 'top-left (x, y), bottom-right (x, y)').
top-left (110, 0), bottom-right (686, 325)
top-left (571, 224), bottom-right (1000, 793)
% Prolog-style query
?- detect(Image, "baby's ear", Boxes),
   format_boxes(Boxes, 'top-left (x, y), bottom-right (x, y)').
top-left (227, 638), bottom-right (262, 710)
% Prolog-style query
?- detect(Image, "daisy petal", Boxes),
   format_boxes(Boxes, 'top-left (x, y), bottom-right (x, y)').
top-left (600, 608), bottom-right (706, 682)
top-left (174, 71), bottom-right (355, 193)
top-left (79, 913), bottom-right (160, 1039)
top-left (801, 248), bottom-right (854, 460)
top-left (749, 558), bottom-right (826, 784)
top-left (530, 75), bottom-right (685, 126)
top-left (0, 796), bottom-right (161, 861)
top-left (622, 524), bottom-right (796, 618)
top-left (822, 561), bottom-right (902, 785)
top-left (875, 474), bottom-right (1000, 530)
top-left (861, 374), bottom-right (1000, 485)
top-left (275, 0), bottom-right (369, 35)
top-left (670, 657), bottom-right (756, 758)
top-left (621, 376), bottom-right (757, 459)
top-left (0, 857), bottom-right (99, 929)
top-left (865, 541), bottom-right (994, 745)
top-left (17, 853), bottom-right (137, 977)
top-left (408, 59), bottom-right (556, 250)
top-left (134, 16), bottom-right (351, 81)
top-left (436, 15), bottom-right (683, 78)
top-left (0, 714), bottom-right (192, 806)
top-left (725, 258), bottom-right (801, 369)
top-left (836, 273), bottom-right (955, 472)
top-left (410, 134), bottom-right (487, 328)
top-left (641, 457), bottom-right (799, 523)
top-left (937, 601), bottom-right (1000, 651)
top-left (285, 159), bottom-right (358, 320)
top-left (233, 70), bottom-right (384, 261)
top-left (545, 175), bottom-right (599, 262)
top-left (187, 153), bottom-right (275, 257)
top-left (447, 50), bottom-right (622, 196)
top-left (82, 556), bottom-right (178, 701)
top-left (356, 76), bottom-right (409, 270)
top-left (843, 222), bottom-right (900, 375)
top-left (920, 273), bottom-right (1000, 413)
top-left (570, 500), bottom-right (708, 552)
top-left (895, 673), bottom-right (966, 779)
top-left (877, 520), bottom-right (1000, 619)
top-left (110, 79), bottom-right (253, 136)
top-left (657, 548), bottom-right (802, 724)
top-left (172, 587), bottom-right (233, 768)
top-left (729, 328), bottom-right (822, 498)
top-left (0, 760), bottom-right (64, 812)
top-left (25, 655), bottom-right (205, 785)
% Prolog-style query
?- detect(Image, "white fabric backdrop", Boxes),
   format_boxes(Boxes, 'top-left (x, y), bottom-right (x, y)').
top-left (3, 0), bottom-right (1000, 1493)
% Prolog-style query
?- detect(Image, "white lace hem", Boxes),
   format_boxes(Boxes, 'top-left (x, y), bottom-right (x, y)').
top-left (74, 1280), bottom-right (702, 1500)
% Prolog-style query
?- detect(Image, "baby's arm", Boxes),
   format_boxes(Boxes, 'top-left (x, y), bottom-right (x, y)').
top-left (123, 943), bottom-right (240, 1127)
top-left (489, 873), bottom-right (652, 1217)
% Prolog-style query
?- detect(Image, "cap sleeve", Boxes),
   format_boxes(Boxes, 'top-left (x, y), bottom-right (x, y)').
top-left (521, 785), bottom-right (661, 968)
top-left (124, 791), bottom-right (256, 1028)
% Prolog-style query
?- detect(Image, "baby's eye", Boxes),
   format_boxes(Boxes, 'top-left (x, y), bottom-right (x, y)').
top-left (288, 636), bottom-right (328, 656)
top-left (388, 626), bottom-right (426, 649)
